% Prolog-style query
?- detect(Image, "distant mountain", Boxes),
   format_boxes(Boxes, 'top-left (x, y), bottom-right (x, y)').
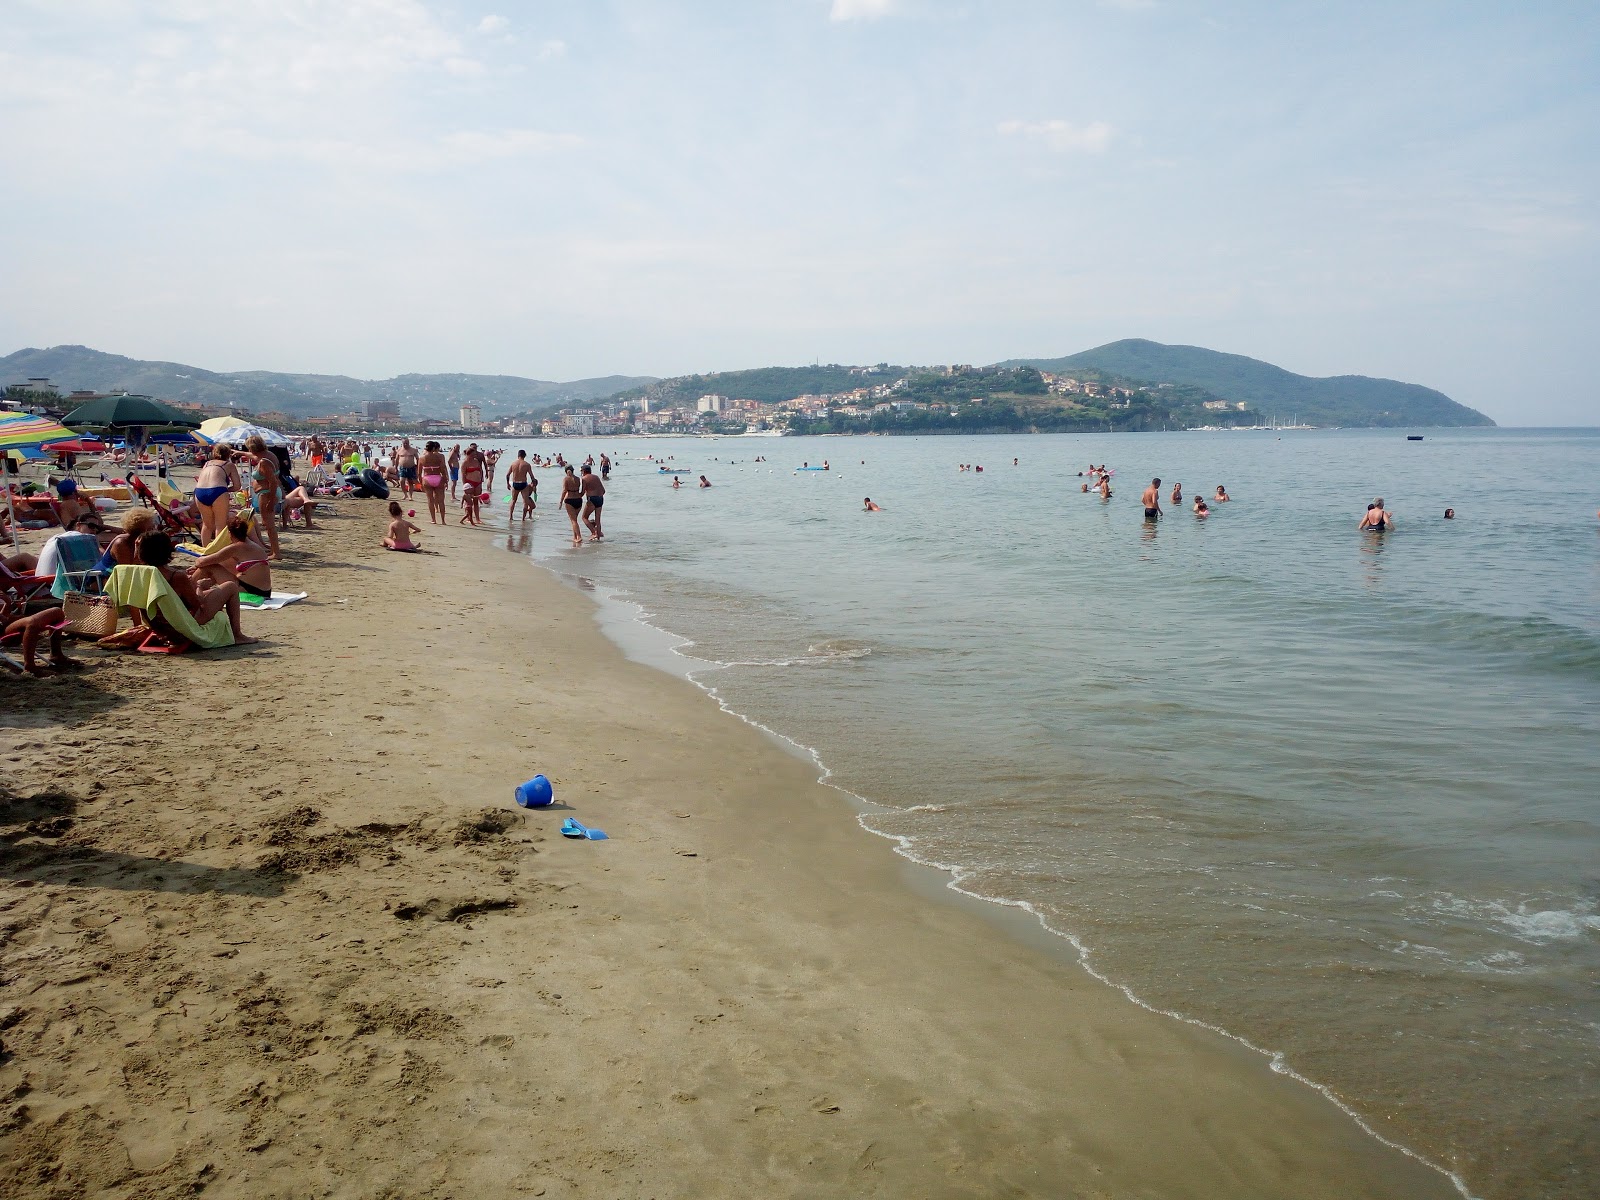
top-left (998, 340), bottom-right (1493, 428)
top-left (0, 345), bottom-right (653, 422)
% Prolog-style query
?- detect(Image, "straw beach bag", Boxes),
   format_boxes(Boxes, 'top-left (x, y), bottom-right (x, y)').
top-left (62, 591), bottom-right (118, 639)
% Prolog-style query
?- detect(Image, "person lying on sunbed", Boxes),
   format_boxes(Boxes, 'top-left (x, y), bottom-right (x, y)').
top-left (2, 607), bottom-right (81, 675)
top-left (136, 530), bottom-right (257, 645)
top-left (187, 517), bottom-right (274, 604)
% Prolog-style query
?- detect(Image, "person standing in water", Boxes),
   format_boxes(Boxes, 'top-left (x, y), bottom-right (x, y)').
top-left (1171, 481), bottom-right (1182, 505)
top-left (580, 464), bottom-right (606, 541)
top-left (559, 465), bottom-right (584, 546)
top-left (1142, 477), bottom-right (1163, 521)
top-left (1359, 498), bottom-right (1394, 530)
top-left (507, 450), bottom-right (536, 519)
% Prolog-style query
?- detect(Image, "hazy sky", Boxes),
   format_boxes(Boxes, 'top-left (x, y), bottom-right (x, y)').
top-left (2, 1), bottom-right (1596, 424)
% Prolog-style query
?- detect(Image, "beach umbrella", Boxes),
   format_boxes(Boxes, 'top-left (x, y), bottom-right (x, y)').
top-left (40, 437), bottom-right (108, 454)
top-left (196, 415), bottom-right (254, 440)
top-left (196, 422), bottom-right (288, 448)
top-left (1, 410), bottom-right (77, 549)
top-left (62, 394), bottom-right (200, 430)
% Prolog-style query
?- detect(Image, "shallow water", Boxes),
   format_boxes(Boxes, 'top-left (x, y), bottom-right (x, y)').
top-left (477, 429), bottom-right (1599, 1199)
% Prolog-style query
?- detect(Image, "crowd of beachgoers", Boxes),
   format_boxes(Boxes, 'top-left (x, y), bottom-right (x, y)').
top-left (1, 434), bottom-right (609, 677)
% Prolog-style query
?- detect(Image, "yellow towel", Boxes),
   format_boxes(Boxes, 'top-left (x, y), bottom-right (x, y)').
top-left (105, 565), bottom-right (234, 650)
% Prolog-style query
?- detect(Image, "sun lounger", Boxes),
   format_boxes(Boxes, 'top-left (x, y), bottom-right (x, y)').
top-left (104, 564), bottom-right (234, 651)
top-left (0, 560), bottom-right (56, 619)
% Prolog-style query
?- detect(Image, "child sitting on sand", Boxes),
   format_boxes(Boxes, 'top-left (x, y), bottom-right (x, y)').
top-left (383, 501), bottom-right (422, 551)
top-left (459, 488), bottom-right (482, 527)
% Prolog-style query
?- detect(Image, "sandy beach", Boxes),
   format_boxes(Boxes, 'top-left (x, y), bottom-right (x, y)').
top-left (1, 495), bottom-right (1460, 1199)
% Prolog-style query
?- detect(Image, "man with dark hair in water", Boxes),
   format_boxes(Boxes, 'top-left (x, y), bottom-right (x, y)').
top-left (1141, 477), bottom-right (1163, 521)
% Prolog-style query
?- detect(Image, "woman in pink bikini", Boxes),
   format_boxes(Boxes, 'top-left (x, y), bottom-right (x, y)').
top-left (188, 517), bottom-right (274, 602)
top-left (418, 442), bottom-right (449, 525)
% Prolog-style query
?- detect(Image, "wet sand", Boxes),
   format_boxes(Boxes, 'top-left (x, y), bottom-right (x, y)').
top-left (0, 498), bottom-right (1460, 1198)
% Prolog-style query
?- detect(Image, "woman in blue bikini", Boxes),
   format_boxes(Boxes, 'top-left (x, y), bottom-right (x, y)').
top-left (193, 445), bottom-right (242, 545)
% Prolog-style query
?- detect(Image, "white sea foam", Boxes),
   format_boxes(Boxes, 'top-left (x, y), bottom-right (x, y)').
top-left (1432, 896), bottom-right (1600, 943)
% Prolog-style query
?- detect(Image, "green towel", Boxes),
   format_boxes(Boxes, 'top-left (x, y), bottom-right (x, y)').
top-left (105, 565), bottom-right (235, 650)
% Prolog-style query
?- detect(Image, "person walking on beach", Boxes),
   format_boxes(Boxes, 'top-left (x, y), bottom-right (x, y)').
top-left (447, 444), bottom-right (462, 499)
top-left (559, 466), bottom-right (584, 546)
top-left (1142, 478), bottom-right (1163, 521)
top-left (419, 441), bottom-right (449, 524)
top-left (394, 438), bottom-right (419, 498)
top-left (508, 450), bottom-right (536, 518)
top-left (580, 464), bottom-right (606, 541)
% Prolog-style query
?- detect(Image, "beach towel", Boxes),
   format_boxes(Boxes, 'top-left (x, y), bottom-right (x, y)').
top-left (105, 565), bottom-right (234, 650)
top-left (239, 591), bottom-right (306, 610)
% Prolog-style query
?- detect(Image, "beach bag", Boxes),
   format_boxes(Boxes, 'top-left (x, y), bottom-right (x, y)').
top-left (62, 590), bottom-right (118, 638)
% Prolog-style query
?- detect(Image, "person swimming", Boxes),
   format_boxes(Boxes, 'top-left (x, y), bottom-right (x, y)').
top-left (863, 497), bottom-right (881, 511)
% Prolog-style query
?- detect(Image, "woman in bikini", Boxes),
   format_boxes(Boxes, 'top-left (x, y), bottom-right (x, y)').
top-left (188, 517), bottom-right (274, 603)
top-left (559, 466), bottom-right (584, 546)
top-left (135, 530), bottom-right (257, 646)
top-left (418, 441), bottom-right (449, 524)
top-left (244, 436), bottom-right (282, 561)
top-left (192, 445), bottom-right (241, 545)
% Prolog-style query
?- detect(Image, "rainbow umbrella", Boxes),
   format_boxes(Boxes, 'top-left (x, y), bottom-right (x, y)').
top-left (1, 409), bottom-right (78, 548)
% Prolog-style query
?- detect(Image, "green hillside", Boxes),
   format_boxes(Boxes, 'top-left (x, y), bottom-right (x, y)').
top-left (999, 340), bottom-right (1493, 428)
top-left (0, 345), bottom-right (652, 421)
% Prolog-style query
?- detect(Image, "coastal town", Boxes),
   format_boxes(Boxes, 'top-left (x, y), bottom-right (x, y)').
top-left (5, 362), bottom-right (1264, 439)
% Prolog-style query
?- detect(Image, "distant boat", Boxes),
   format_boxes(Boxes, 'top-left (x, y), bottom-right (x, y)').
top-left (1407, 435), bottom-right (1424, 441)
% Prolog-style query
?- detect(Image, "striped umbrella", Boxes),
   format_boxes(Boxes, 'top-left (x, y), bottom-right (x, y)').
top-left (194, 422), bottom-right (288, 447)
top-left (1, 409), bottom-right (77, 548)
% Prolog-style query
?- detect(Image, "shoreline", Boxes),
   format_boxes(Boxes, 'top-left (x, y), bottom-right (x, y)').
top-left (519, 535), bottom-right (1474, 1196)
top-left (2, 494), bottom-right (1461, 1197)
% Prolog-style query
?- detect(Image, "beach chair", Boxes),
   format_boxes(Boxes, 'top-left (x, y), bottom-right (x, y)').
top-left (0, 559), bottom-right (56, 616)
top-left (45, 532), bottom-right (108, 599)
top-left (129, 474), bottom-right (201, 541)
top-left (104, 564), bottom-right (234, 653)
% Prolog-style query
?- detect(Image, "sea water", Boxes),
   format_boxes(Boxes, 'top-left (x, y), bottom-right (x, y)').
top-left (478, 429), bottom-right (1598, 1200)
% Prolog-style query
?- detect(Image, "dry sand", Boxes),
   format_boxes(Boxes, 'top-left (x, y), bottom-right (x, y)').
top-left (1, 494), bottom-right (1461, 1198)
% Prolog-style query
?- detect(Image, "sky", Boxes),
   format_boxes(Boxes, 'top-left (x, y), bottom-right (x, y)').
top-left (1, 1), bottom-right (1596, 425)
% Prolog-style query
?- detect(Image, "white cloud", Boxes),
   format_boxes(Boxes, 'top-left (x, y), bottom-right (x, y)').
top-left (477, 14), bottom-right (509, 35)
top-left (536, 39), bottom-right (567, 59)
top-left (829, 0), bottom-right (896, 22)
top-left (998, 118), bottom-right (1113, 154)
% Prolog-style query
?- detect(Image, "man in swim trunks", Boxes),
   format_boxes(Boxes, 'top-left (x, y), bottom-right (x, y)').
top-left (447, 444), bottom-right (462, 498)
top-left (1141, 477), bottom-right (1163, 521)
top-left (507, 450), bottom-right (536, 518)
top-left (394, 438), bottom-right (419, 498)
top-left (580, 464), bottom-right (605, 541)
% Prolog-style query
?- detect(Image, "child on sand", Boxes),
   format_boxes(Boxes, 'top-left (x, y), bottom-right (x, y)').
top-left (384, 501), bottom-right (422, 551)
top-left (460, 488), bottom-right (482, 527)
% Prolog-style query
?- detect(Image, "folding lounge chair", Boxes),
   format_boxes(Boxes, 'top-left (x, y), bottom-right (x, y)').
top-left (104, 564), bottom-right (235, 653)
top-left (41, 531), bottom-right (108, 599)
top-left (0, 559), bottom-right (56, 616)
top-left (129, 474), bottom-right (200, 541)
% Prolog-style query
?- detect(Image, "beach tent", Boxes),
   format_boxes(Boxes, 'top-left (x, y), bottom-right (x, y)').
top-left (1, 409), bottom-right (78, 548)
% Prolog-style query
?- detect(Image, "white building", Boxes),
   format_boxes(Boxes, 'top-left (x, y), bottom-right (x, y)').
top-left (697, 394), bottom-right (725, 414)
top-left (460, 403), bottom-right (482, 429)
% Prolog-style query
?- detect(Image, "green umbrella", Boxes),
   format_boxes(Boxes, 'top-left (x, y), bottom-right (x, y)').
top-left (62, 394), bottom-right (201, 430)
